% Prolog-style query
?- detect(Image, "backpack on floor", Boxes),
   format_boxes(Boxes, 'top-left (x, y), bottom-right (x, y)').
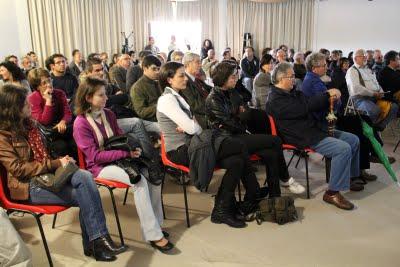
top-left (255, 196), bottom-right (298, 225)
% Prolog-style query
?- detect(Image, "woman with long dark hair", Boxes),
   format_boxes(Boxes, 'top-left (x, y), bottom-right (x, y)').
top-left (0, 61), bottom-right (31, 93)
top-left (0, 84), bottom-right (123, 262)
top-left (157, 62), bottom-right (267, 228)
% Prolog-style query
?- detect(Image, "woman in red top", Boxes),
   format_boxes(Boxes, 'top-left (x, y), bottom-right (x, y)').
top-left (27, 68), bottom-right (75, 158)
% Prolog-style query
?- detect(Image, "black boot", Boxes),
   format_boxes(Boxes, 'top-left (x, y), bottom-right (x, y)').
top-left (84, 236), bottom-right (117, 261)
top-left (103, 234), bottom-right (128, 255)
top-left (211, 194), bottom-right (247, 228)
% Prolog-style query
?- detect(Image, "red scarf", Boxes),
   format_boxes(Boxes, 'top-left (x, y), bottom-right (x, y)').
top-left (27, 122), bottom-right (50, 163)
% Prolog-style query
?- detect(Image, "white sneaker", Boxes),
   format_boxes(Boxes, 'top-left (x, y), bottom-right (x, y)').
top-left (281, 177), bottom-right (305, 194)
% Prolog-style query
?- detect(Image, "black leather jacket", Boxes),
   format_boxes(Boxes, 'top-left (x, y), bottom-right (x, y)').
top-left (205, 86), bottom-right (247, 135)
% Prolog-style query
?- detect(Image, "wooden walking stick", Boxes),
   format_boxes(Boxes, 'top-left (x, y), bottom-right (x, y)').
top-left (325, 95), bottom-right (338, 182)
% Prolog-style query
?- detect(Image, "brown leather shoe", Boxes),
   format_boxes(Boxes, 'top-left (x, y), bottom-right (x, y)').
top-left (323, 192), bottom-right (354, 210)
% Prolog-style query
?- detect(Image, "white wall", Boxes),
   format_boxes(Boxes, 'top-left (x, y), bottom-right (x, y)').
top-left (0, 0), bottom-right (32, 61)
top-left (313, 0), bottom-right (400, 55)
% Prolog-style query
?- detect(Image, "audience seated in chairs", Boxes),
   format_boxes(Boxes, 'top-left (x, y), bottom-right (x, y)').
top-left (0, 84), bottom-right (123, 262)
top-left (240, 46), bottom-right (259, 93)
top-left (109, 53), bottom-right (131, 93)
top-left (346, 49), bottom-right (399, 131)
top-left (126, 50), bottom-right (152, 91)
top-left (45, 53), bottom-right (79, 101)
top-left (68, 49), bottom-right (86, 78)
top-left (0, 61), bottom-right (31, 93)
top-left (27, 68), bottom-right (77, 158)
top-left (73, 77), bottom-right (174, 254)
top-left (84, 58), bottom-right (160, 160)
top-left (377, 50), bottom-right (400, 106)
top-left (302, 52), bottom-right (377, 189)
top-left (181, 52), bottom-right (211, 129)
top-left (252, 54), bottom-right (274, 111)
top-left (157, 62), bottom-right (266, 228)
top-left (266, 62), bottom-right (360, 210)
top-left (131, 55), bottom-right (163, 122)
top-left (206, 61), bottom-right (305, 195)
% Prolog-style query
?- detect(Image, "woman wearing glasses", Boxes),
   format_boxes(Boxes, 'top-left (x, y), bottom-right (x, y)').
top-left (27, 68), bottom-right (76, 158)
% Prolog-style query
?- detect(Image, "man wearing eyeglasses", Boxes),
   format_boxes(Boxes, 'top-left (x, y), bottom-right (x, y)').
top-left (346, 49), bottom-right (398, 131)
top-left (267, 62), bottom-right (360, 210)
top-left (131, 55), bottom-right (162, 122)
top-left (109, 53), bottom-right (131, 93)
top-left (46, 53), bottom-right (79, 101)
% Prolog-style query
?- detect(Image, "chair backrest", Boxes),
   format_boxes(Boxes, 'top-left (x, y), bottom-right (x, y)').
top-left (268, 115), bottom-right (278, 136)
top-left (77, 147), bottom-right (87, 169)
top-left (160, 134), bottom-right (190, 172)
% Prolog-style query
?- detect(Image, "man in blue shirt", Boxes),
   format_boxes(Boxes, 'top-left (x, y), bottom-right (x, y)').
top-left (302, 52), bottom-right (378, 187)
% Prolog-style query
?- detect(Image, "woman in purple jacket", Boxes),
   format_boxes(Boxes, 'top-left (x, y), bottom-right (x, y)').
top-left (73, 77), bottom-right (174, 254)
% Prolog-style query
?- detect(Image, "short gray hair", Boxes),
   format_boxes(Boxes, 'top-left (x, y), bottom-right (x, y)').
top-left (305, 52), bottom-right (326, 72)
top-left (353, 49), bottom-right (365, 60)
top-left (271, 62), bottom-right (293, 84)
top-left (182, 52), bottom-right (200, 67)
top-left (293, 52), bottom-right (304, 63)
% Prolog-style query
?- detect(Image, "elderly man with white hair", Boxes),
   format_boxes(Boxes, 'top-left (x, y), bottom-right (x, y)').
top-left (180, 52), bottom-right (211, 129)
top-left (346, 49), bottom-right (398, 131)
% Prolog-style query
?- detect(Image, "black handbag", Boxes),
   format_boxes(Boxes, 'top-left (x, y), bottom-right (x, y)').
top-left (104, 134), bottom-right (163, 185)
top-left (34, 162), bottom-right (79, 192)
top-left (104, 134), bottom-right (142, 184)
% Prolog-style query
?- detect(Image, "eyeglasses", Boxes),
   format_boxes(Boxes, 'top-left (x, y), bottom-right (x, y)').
top-left (317, 63), bottom-right (327, 68)
top-left (150, 66), bottom-right (160, 71)
top-left (282, 75), bottom-right (295, 80)
top-left (40, 78), bottom-right (53, 87)
top-left (54, 59), bottom-right (65, 65)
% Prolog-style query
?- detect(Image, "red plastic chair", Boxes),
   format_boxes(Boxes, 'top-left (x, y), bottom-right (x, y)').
top-left (160, 135), bottom-right (192, 227)
top-left (52, 148), bottom-right (129, 246)
top-left (0, 165), bottom-right (69, 267)
top-left (268, 115), bottom-right (324, 199)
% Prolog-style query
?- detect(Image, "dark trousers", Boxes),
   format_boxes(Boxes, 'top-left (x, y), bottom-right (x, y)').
top-left (234, 134), bottom-right (286, 198)
top-left (167, 137), bottom-right (260, 200)
top-left (337, 115), bottom-right (375, 170)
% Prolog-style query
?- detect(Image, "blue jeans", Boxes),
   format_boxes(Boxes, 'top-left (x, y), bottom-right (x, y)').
top-left (117, 117), bottom-right (159, 159)
top-left (353, 97), bottom-right (399, 129)
top-left (29, 169), bottom-right (108, 248)
top-left (310, 130), bottom-right (360, 191)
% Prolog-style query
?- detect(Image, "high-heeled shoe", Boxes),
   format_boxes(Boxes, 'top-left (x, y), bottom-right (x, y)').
top-left (149, 239), bottom-right (174, 254)
top-left (84, 236), bottom-right (117, 261)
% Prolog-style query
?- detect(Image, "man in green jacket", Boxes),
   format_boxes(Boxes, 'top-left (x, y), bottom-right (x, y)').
top-left (131, 55), bottom-right (162, 122)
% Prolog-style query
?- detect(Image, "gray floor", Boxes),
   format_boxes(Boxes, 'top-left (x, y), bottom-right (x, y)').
top-left (10, 129), bottom-right (400, 267)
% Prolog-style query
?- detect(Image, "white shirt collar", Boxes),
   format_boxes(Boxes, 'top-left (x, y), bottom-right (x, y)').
top-left (185, 71), bottom-right (195, 82)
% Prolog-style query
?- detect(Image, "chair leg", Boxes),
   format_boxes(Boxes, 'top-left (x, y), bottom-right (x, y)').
top-left (106, 186), bottom-right (125, 246)
top-left (325, 158), bottom-right (331, 183)
top-left (394, 139), bottom-right (400, 152)
top-left (161, 175), bottom-right (166, 220)
top-left (33, 213), bottom-right (53, 267)
top-left (52, 213), bottom-right (58, 229)
top-left (180, 171), bottom-right (190, 228)
top-left (122, 188), bottom-right (129, 205)
top-left (295, 155), bottom-right (302, 168)
top-left (287, 152), bottom-right (296, 168)
top-left (304, 154), bottom-right (310, 199)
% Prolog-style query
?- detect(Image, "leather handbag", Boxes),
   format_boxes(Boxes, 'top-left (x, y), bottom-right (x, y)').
top-left (34, 162), bottom-right (79, 192)
top-left (104, 134), bottom-right (141, 152)
top-left (104, 134), bottom-right (163, 185)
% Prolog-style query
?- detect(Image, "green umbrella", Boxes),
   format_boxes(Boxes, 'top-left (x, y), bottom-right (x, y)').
top-left (361, 120), bottom-right (400, 187)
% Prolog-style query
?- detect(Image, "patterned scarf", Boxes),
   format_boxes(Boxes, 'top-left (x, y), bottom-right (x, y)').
top-left (27, 121), bottom-right (50, 163)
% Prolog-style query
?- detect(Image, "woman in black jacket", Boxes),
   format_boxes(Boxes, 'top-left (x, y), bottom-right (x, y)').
top-left (206, 62), bottom-right (305, 197)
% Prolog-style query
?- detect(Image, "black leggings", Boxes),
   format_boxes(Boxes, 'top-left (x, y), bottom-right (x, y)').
top-left (233, 134), bottom-right (288, 198)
